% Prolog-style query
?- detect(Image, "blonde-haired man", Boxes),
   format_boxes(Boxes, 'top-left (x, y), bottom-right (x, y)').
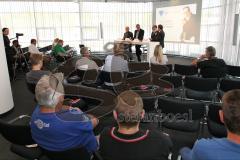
top-left (26, 53), bottom-right (50, 84)
top-left (103, 43), bottom-right (129, 73)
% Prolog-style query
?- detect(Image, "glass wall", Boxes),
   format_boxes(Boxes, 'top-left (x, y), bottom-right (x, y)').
top-left (0, 1), bottom-right (152, 51)
top-left (80, 2), bottom-right (152, 51)
top-left (0, 1), bottom-right (81, 48)
top-left (0, 0), bottom-right (240, 65)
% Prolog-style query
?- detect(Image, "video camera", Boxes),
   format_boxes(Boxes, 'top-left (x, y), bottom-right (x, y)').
top-left (16, 33), bottom-right (24, 39)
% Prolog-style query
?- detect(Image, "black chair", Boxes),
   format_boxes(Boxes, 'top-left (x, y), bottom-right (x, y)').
top-left (174, 64), bottom-right (198, 76)
top-left (0, 116), bottom-right (42, 160)
top-left (10, 144), bottom-right (43, 160)
top-left (0, 116), bottom-right (34, 145)
top-left (161, 75), bottom-right (183, 97)
top-left (42, 147), bottom-right (91, 160)
top-left (21, 47), bottom-right (29, 53)
top-left (127, 71), bottom-right (151, 86)
top-left (219, 78), bottom-right (240, 92)
top-left (128, 62), bottom-right (150, 73)
top-left (184, 76), bottom-right (218, 101)
top-left (39, 45), bottom-right (53, 53)
top-left (218, 78), bottom-right (240, 99)
top-left (150, 64), bottom-right (169, 75)
top-left (227, 65), bottom-right (240, 77)
top-left (158, 97), bottom-right (205, 133)
top-left (67, 69), bottom-right (99, 84)
top-left (12, 143), bottom-right (102, 160)
top-left (166, 64), bottom-right (173, 74)
top-left (207, 103), bottom-right (227, 138)
top-left (55, 55), bottom-right (66, 63)
top-left (83, 69), bottom-right (99, 82)
top-left (66, 69), bottom-right (83, 83)
top-left (97, 71), bottom-right (126, 89)
top-left (26, 81), bottom-right (36, 94)
top-left (200, 67), bottom-right (227, 78)
top-left (150, 64), bottom-right (170, 87)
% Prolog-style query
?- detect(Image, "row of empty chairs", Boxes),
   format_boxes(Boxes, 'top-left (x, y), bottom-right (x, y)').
top-left (128, 62), bottom-right (240, 78)
top-left (162, 75), bottom-right (240, 102)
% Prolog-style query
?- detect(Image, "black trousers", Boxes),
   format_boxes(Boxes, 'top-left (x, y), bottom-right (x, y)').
top-left (124, 44), bottom-right (133, 61)
top-left (5, 50), bottom-right (14, 81)
top-left (135, 45), bottom-right (142, 62)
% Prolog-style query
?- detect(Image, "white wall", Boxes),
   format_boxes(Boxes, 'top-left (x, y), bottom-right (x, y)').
top-left (0, 20), bottom-right (14, 114)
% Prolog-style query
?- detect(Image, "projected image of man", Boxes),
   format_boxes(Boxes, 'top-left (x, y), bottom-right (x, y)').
top-left (180, 6), bottom-right (197, 43)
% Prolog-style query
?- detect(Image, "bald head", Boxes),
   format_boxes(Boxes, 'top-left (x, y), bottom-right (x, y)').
top-left (125, 26), bottom-right (130, 32)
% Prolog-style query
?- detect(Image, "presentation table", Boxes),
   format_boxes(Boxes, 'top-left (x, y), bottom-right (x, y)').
top-left (114, 39), bottom-right (159, 62)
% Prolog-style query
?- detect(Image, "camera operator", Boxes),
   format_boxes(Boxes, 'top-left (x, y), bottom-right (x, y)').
top-left (11, 40), bottom-right (28, 71)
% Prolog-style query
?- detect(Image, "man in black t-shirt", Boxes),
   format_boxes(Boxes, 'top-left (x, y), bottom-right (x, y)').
top-left (180, 7), bottom-right (198, 43)
top-left (192, 46), bottom-right (227, 78)
top-left (99, 91), bottom-right (172, 160)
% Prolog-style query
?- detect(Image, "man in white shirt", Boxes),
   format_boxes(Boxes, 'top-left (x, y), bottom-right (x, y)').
top-left (103, 43), bottom-right (129, 73)
top-left (28, 39), bottom-right (42, 54)
top-left (75, 47), bottom-right (99, 70)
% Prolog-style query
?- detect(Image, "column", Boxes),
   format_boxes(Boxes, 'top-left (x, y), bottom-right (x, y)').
top-left (0, 20), bottom-right (14, 114)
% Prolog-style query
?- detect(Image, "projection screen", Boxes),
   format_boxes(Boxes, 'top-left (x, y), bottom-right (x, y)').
top-left (154, 0), bottom-right (202, 44)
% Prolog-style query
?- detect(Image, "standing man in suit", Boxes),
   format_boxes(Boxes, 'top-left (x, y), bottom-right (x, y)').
top-left (122, 26), bottom-right (133, 61)
top-left (158, 24), bottom-right (165, 48)
top-left (151, 25), bottom-right (159, 42)
top-left (134, 24), bottom-right (144, 62)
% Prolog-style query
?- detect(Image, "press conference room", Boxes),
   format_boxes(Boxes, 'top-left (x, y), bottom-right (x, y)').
top-left (0, 0), bottom-right (240, 160)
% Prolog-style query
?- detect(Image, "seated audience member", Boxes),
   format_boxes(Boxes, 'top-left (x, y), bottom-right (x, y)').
top-left (11, 40), bottom-right (21, 56)
top-left (192, 46), bottom-right (227, 78)
top-left (52, 39), bottom-right (66, 56)
top-left (103, 43), bottom-right (129, 73)
top-left (99, 91), bottom-right (172, 160)
top-left (52, 39), bottom-right (70, 62)
top-left (28, 39), bottom-right (42, 54)
top-left (30, 74), bottom-right (98, 153)
top-left (11, 40), bottom-right (28, 69)
top-left (150, 45), bottom-right (168, 65)
top-left (96, 43), bottom-right (128, 88)
top-left (75, 47), bottom-right (99, 70)
top-left (52, 38), bottom-right (59, 50)
top-left (180, 89), bottom-right (240, 160)
top-left (26, 53), bottom-right (50, 84)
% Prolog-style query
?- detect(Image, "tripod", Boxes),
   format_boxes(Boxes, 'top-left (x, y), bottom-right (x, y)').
top-left (13, 47), bottom-right (30, 79)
